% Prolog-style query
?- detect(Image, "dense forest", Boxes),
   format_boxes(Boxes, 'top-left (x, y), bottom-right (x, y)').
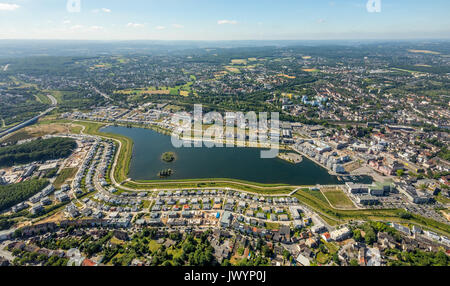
top-left (0, 179), bottom-right (49, 211)
top-left (0, 137), bottom-right (76, 167)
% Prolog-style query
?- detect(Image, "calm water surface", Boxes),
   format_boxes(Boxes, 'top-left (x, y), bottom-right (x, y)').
top-left (101, 126), bottom-right (371, 185)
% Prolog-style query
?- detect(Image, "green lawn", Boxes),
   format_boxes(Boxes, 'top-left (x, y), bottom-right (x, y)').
top-left (316, 252), bottom-right (329, 264)
top-left (148, 240), bottom-right (162, 252)
top-left (322, 189), bottom-right (356, 209)
top-left (265, 222), bottom-right (280, 230)
top-left (323, 241), bottom-right (339, 254)
top-left (301, 189), bottom-right (328, 203)
top-left (167, 247), bottom-right (183, 260)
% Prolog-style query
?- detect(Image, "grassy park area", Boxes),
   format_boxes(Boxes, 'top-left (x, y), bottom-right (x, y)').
top-left (321, 188), bottom-right (356, 209)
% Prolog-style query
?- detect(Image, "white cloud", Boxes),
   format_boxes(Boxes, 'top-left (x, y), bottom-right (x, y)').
top-left (92, 8), bottom-right (111, 13)
top-left (217, 20), bottom-right (238, 25)
top-left (127, 22), bottom-right (144, 28)
top-left (172, 24), bottom-right (184, 29)
top-left (0, 3), bottom-right (20, 11)
top-left (88, 26), bottom-right (104, 31)
top-left (70, 25), bottom-right (84, 30)
top-left (63, 19), bottom-right (71, 25)
top-left (317, 19), bottom-right (326, 24)
top-left (155, 26), bottom-right (166, 30)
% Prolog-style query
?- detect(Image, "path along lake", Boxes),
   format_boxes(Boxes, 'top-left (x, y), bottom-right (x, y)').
top-left (101, 126), bottom-right (372, 185)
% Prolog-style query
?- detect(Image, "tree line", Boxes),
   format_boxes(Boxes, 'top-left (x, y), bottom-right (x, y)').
top-left (0, 137), bottom-right (76, 167)
top-left (0, 179), bottom-right (49, 212)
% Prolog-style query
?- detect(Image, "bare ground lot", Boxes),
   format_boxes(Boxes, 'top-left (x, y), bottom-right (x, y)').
top-left (37, 211), bottom-right (65, 224)
top-left (0, 123), bottom-right (72, 144)
top-left (344, 160), bottom-right (362, 173)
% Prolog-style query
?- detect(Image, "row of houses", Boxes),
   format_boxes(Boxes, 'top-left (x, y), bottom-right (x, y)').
top-left (295, 141), bottom-right (347, 174)
top-left (389, 222), bottom-right (450, 247)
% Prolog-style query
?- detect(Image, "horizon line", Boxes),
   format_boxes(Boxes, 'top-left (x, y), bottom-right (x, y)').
top-left (0, 38), bottom-right (450, 42)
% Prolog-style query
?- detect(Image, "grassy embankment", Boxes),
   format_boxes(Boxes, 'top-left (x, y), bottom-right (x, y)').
top-left (123, 179), bottom-right (297, 195)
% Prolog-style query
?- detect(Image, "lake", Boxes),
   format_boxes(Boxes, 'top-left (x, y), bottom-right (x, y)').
top-left (101, 126), bottom-right (372, 185)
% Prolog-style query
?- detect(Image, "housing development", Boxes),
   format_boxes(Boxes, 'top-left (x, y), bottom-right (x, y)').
top-left (0, 39), bottom-right (448, 268)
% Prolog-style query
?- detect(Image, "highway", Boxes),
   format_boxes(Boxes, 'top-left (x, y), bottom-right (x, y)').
top-left (47, 93), bottom-right (57, 106)
top-left (92, 86), bottom-right (112, 101)
top-left (0, 94), bottom-right (57, 138)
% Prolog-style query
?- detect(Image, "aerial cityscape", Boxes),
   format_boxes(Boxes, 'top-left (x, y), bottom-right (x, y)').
top-left (0, 0), bottom-right (449, 271)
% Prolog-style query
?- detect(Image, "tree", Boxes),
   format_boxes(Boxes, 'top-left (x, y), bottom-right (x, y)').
top-left (161, 260), bottom-right (172, 266)
top-left (332, 253), bottom-right (340, 265)
top-left (352, 229), bottom-right (363, 242)
top-left (282, 249), bottom-right (291, 262)
top-left (256, 238), bottom-right (264, 251)
top-left (0, 137), bottom-right (76, 167)
top-left (0, 179), bottom-right (49, 212)
top-left (399, 212), bottom-right (412, 219)
top-left (319, 244), bottom-right (328, 254)
top-left (396, 169), bottom-right (405, 177)
top-left (262, 246), bottom-right (273, 258)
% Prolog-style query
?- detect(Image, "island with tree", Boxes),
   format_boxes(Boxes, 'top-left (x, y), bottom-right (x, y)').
top-left (161, 152), bottom-right (176, 163)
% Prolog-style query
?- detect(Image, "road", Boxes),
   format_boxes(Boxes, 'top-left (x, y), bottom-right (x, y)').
top-left (0, 106), bottom-right (56, 138)
top-left (0, 94), bottom-right (58, 138)
top-left (46, 93), bottom-right (57, 106)
top-left (92, 86), bottom-right (112, 101)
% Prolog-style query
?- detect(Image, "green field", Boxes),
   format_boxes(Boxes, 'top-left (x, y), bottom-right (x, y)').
top-left (322, 189), bottom-right (356, 209)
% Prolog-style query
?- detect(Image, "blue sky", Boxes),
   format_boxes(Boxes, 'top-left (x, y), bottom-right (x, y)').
top-left (0, 0), bottom-right (449, 40)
